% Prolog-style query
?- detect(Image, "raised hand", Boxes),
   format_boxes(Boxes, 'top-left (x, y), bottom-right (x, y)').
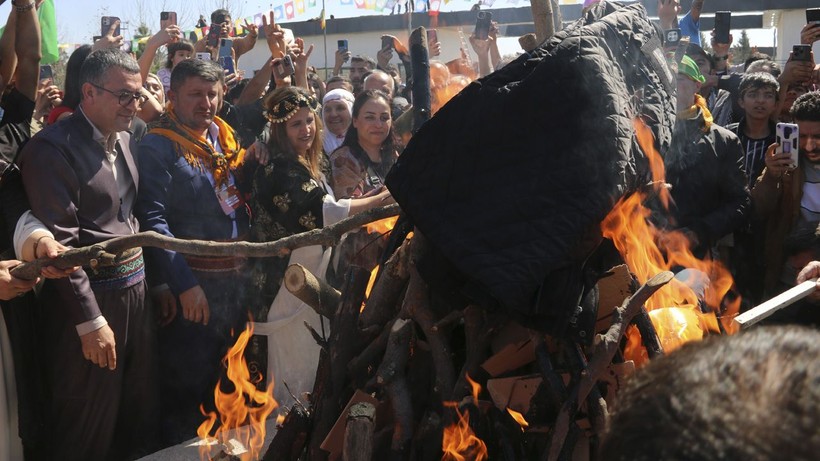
top-left (93, 19), bottom-right (124, 51)
top-left (261, 11), bottom-right (286, 58)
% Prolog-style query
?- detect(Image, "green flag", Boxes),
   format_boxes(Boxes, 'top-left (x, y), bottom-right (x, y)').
top-left (39, 0), bottom-right (59, 64)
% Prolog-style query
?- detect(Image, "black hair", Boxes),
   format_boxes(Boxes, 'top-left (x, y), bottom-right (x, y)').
top-left (339, 89), bottom-right (398, 178)
top-left (739, 72), bottom-right (780, 100)
top-left (170, 58), bottom-right (224, 93)
top-left (744, 51), bottom-right (771, 71)
top-left (165, 39), bottom-right (194, 69)
top-left (601, 326), bottom-right (820, 461)
top-left (350, 55), bottom-right (376, 70)
top-left (79, 48), bottom-right (140, 88)
top-left (211, 9), bottom-right (230, 25)
top-left (59, 44), bottom-right (93, 110)
top-left (791, 91), bottom-right (820, 122)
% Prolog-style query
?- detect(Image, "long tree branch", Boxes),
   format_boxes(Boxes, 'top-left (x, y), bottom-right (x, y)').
top-left (11, 204), bottom-right (401, 281)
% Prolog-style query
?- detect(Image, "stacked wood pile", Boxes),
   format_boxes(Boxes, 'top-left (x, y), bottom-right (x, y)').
top-left (262, 228), bottom-right (674, 461)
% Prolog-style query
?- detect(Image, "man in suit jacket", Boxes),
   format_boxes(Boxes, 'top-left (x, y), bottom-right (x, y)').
top-left (135, 58), bottom-right (250, 445)
top-left (18, 48), bottom-right (158, 461)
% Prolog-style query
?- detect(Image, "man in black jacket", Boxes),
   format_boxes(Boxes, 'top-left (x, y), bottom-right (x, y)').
top-left (660, 56), bottom-right (750, 258)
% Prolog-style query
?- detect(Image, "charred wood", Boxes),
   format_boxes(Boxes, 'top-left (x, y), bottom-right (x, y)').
top-left (545, 271), bottom-right (674, 461)
top-left (377, 318), bottom-right (415, 459)
top-left (263, 404), bottom-right (311, 461)
top-left (359, 239), bottom-right (411, 330)
top-left (634, 306), bottom-right (664, 359)
top-left (342, 402), bottom-right (376, 461)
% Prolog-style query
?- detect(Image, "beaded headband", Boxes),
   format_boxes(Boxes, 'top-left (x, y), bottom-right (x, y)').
top-left (266, 93), bottom-right (320, 124)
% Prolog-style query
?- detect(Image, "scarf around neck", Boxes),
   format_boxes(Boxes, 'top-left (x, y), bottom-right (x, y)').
top-left (148, 104), bottom-right (245, 186)
top-left (677, 94), bottom-right (713, 133)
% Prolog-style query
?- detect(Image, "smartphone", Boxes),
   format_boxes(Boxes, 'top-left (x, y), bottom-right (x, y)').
top-left (272, 55), bottom-right (294, 79)
top-left (122, 40), bottom-right (133, 53)
top-left (101, 16), bottom-right (121, 37)
top-left (664, 28), bottom-right (681, 48)
top-left (381, 36), bottom-right (394, 51)
top-left (807, 8), bottom-right (820, 25)
top-left (219, 38), bottom-right (233, 60)
top-left (475, 11), bottom-right (492, 41)
top-left (220, 56), bottom-right (235, 75)
top-left (793, 44), bottom-right (812, 62)
top-left (426, 29), bottom-right (438, 44)
top-left (207, 24), bottom-right (222, 48)
top-left (160, 11), bottom-right (177, 29)
top-left (196, 52), bottom-right (211, 61)
top-left (777, 122), bottom-right (800, 169)
top-left (39, 65), bottom-right (53, 81)
top-left (713, 11), bottom-right (731, 44)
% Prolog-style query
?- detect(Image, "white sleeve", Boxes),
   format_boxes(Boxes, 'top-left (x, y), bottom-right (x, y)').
top-left (13, 210), bottom-right (53, 259)
top-left (322, 195), bottom-right (351, 226)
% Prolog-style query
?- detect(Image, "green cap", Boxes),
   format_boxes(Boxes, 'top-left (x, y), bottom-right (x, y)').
top-left (679, 55), bottom-right (705, 83)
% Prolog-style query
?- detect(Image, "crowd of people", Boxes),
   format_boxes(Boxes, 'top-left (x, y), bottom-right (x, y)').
top-left (0, 0), bottom-right (818, 460)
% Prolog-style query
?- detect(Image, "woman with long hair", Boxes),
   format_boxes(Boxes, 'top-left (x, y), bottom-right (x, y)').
top-left (247, 86), bottom-right (391, 408)
top-left (329, 89), bottom-right (399, 199)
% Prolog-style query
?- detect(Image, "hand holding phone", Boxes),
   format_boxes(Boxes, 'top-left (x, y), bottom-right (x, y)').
top-left (792, 44), bottom-right (812, 62)
top-left (101, 16), bottom-right (121, 38)
top-left (272, 55), bottom-right (294, 80)
top-left (474, 11), bottom-right (492, 40)
top-left (160, 11), bottom-right (177, 30)
top-left (777, 122), bottom-right (800, 169)
top-left (207, 25), bottom-right (222, 48)
top-left (337, 39), bottom-right (350, 63)
top-left (39, 65), bottom-right (53, 81)
top-left (713, 11), bottom-right (731, 44)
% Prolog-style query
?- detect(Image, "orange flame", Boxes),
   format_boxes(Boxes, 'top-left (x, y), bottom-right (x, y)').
top-left (506, 408), bottom-right (529, 430)
top-left (441, 374), bottom-right (488, 461)
top-left (601, 119), bottom-right (739, 365)
top-left (197, 324), bottom-right (278, 460)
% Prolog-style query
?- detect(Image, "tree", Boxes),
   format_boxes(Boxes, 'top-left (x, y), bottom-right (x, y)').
top-left (732, 29), bottom-right (752, 64)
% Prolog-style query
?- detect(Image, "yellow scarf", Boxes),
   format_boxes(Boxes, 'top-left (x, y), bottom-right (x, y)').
top-left (677, 94), bottom-right (713, 133)
top-left (148, 104), bottom-right (245, 187)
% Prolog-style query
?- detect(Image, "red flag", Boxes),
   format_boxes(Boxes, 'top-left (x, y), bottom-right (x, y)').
top-left (285, 1), bottom-right (295, 19)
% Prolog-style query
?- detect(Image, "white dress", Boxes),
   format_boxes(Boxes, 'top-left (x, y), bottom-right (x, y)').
top-left (253, 180), bottom-right (350, 409)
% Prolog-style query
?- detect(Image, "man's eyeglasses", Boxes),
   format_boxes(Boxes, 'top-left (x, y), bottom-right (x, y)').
top-left (89, 82), bottom-right (148, 107)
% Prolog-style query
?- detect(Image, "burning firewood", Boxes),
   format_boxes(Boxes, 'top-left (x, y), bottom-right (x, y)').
top-left (284, 263), bottom-right (342, 319)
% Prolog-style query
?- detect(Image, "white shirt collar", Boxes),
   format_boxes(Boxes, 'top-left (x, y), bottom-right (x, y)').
top-left (78, 105), bottom-right (121, 149)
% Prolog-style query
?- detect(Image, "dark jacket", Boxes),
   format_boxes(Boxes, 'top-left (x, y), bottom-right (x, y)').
top-left (663, 108), bottom-right (750, 254)
top-left (18, 112), bottom-right (143, 325)
top-left (135, 131), bottom-right (251, 295)
top-left (386, 2), bottom-right (675, 331)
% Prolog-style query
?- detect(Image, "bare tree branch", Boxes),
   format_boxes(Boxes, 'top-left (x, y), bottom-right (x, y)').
top-left (11, 204), bottom-right (400, 281)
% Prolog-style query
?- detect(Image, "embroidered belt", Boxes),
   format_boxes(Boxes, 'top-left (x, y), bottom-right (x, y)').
top-left (86, 248), bottom-right (145, 291)
top-left (184, 254), bottom-right (247, 276)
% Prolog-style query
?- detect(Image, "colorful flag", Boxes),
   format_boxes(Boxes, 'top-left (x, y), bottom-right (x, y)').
top-left (320, 8), bottom-right (326, 30)
top-left (414, 0), bottom-right (427, 12)
top-left (274, 6), bottom-right (285, 21)
top-left (340, 0), bottom-right (354, 5)
top-left (309, 0), bottom-right (317, 6)
top-left (296, 0), bottom-right (306, 14)
top-left (354, 0), bottom-right (366, 9)
top-left (365, 0), bottom-right (377, 10)
top-left (254, 13), bottom-right (264, 27)
top-left (429, 0), bottom-right (441, 11)
top-left (285, 2), bottom-right (296, 19)
top-left (376, 0), bottom-right (388, 9)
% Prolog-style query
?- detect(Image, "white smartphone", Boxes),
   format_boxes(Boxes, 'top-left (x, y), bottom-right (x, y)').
top-left (777, 122), bottom-right (799, 169)
top-left (196, 52), bottom-right (212, 61)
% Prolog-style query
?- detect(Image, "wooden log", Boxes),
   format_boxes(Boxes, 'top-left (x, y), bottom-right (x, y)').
top-left (11, 203), bottom-right (400, 281)
top-left (359, 239), bottom-right (411, 330)
top-left (452, 305), bottom-right (495, 399)
top-left (530, 0), bottom-right (554, 44)
top-left (634, 306), bottom-right (664, 359)
top-left (545, 271), bottom-right (674, 461)
top-left (342, 402), bottom-right (376, 461)
top-left (285, 264), bottom-right (342, 319)
top-left (376, 318), bottom-right (414, 457)
top-left (308, 266), bottom-right (372, 461)
top-left (399, 232), bottom-right (456, 401)
top-left (348, 321), bottom-right (392, 389)
top-left (262, 404), bottom-right (311, 461)
top-left (409, 410), bottom-right (443, 461)
top-left (409, 27), bottom-right (431, 132)
top-left (733, 279), bottom-right (817, 329)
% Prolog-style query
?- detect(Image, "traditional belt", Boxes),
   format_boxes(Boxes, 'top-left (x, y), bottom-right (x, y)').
top-left (184, 254), bottom-right (247, 276)
top-left (86, 247), bottom-right (145, 291)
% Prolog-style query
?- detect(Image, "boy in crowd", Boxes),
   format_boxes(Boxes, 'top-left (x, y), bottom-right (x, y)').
top-left (728, 72), bottom-right (779, 189)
